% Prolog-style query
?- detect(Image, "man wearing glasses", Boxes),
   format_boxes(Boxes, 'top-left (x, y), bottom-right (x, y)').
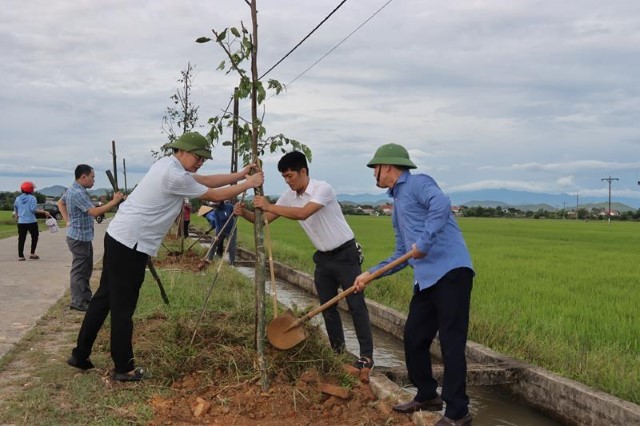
top-left (67, 132), bottom-right (263, 382)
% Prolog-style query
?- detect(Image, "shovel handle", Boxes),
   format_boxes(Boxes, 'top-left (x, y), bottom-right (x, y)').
top-left (147, 258), bottom-right (170, 305)
top-left (288, 250), bottom-right (416, 329)
top-left (105, 170), bottom-right (124, 204)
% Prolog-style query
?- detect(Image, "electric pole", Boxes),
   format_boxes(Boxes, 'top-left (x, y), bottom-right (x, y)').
top-left (575, 193), bottom-right (579, 220)
top-left (601, 176), bottom-right (619, 224)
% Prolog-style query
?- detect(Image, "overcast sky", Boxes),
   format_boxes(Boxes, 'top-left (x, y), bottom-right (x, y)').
top-left (2, 0), bottom-right (639, 202)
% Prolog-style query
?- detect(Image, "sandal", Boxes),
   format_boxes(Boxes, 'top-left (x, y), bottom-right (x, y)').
top-left (29, 254), bottom-right (40, 260)
top-left (112, 367), bottom-right (145, 382)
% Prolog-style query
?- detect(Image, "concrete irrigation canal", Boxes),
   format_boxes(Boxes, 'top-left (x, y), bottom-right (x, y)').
top-left (234, 247), bottom-right (640, 426)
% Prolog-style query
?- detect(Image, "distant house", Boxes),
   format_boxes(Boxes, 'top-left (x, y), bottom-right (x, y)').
top-left (599, 210), bottom-right (620, 218)
top-left (356, 206), bottom-right (378, 216)
top-left (451, 206), bottom-right (465, 216)
top-left (380, 203), bottom-right (393, 215)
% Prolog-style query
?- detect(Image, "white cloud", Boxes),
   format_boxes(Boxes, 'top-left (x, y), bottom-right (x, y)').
top-left (556, 175), bottom-right (575, 188)
top-left (1, 0), bottom-right (640, 202)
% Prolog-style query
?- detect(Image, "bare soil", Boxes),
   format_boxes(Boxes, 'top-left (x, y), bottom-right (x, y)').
top-left (148, 370), bottom-right (413, 425)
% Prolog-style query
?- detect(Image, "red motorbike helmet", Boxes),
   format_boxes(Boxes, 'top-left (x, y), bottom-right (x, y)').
top-left (20, 181), bottom-right (35, 194)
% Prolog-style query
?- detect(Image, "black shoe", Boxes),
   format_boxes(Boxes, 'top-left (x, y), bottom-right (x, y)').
top-left (393, 396), bottom-right (444, 413)
top-left (112, 367), bottom-right (145, 382)
top-left (353, 356), bottom-right (374, 370)
top-left (435, 412), bottom-right (473, 426)
top-left (67, 355), bottom-right (95, 371)
top-left (70, 303), bottom-right (89, 312)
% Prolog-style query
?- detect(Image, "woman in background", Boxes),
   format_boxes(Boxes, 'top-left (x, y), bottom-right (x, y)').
top-left (13, 181), bottom-right (51, 261)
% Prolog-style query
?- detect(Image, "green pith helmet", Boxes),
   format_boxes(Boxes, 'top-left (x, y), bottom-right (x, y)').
top-left (164, 132), bottom-right (212, 160)
top-left (367, 143), bottom-right (416, 169)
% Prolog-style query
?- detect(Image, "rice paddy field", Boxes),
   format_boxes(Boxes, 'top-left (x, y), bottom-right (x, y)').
top-left (229, 215), bottom-right (640, 405)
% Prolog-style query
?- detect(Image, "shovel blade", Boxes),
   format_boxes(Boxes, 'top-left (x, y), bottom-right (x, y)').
top-left (266, 310), bottom-right (307, 350)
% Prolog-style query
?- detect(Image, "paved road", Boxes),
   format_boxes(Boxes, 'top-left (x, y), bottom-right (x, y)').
top-left (0, 220), bottom-right (108, 359)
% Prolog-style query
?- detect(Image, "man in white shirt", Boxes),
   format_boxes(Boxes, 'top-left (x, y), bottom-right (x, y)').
top-left (67, 132), bottom-right (263, 381)
top-left (235, 151), bottom-right (374, 371)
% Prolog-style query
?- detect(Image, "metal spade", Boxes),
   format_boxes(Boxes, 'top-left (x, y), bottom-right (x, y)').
top-left (266, 251), bottom-right (415, 350)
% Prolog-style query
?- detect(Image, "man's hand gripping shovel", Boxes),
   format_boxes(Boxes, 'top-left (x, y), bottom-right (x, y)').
top-left (266, 250), bottom-right (416, 351)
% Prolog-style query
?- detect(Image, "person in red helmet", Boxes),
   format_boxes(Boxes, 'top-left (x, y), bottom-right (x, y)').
top-left (13, 181), bottom-right (51, 261)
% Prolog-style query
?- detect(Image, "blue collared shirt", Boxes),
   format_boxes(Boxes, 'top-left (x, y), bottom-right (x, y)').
top-left (369, 170), bottom-right (474, 290)
top-left (62, 181), bottom-right (95, 241)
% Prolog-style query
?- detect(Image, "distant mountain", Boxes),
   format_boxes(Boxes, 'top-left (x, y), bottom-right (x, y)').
top-left (39, 185), bottom-right (109, 198)
top-left (332, 189), bottom-right (639, 212)
top-left (39, 185), bottom-right (66, 197)
top-left (336, 193), bottom-right (389, 205)
top-left (39, 185), bottom-right (637, 212)
top-left (448, 189), bottom-right (639, 212)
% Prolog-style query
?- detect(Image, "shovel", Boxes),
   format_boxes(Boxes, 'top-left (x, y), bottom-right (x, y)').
top-left (266, 250), bottom-right (415, 350)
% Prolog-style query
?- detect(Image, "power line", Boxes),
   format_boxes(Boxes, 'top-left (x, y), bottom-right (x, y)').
top-left (283, 0), bottom-right (394, 89)
top-left (259, 0), bottom-right (349, 80)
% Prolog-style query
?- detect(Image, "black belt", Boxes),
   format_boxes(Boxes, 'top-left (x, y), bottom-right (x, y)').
top-left (319, 239), bottom-right (355, 255)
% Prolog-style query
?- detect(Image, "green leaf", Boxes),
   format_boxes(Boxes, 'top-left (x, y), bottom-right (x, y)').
top-left (230, 27), bottom-right (240, 38)
top-left (217, 60), bottom-right (225, 71)
top-left (237, 76), bottom-right (252, 99)
top-left (267, 79), bottom-right (283, 95)
top-left (195, 37), bottom-right (211, 43)
top-left (216, 29), bottom-right (227, 42)
top-left (257, 84), bottom-right (266, 104)
top-left (242, 38), bottom-right (253, 52)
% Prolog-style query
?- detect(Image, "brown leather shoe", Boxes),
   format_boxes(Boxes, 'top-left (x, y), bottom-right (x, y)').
top-left (393, 396), bottom-right (443, 413)
top-left (435, 412), bottom-right (473, 426)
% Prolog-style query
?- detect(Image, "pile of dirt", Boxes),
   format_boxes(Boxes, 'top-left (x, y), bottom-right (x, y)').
top-left (148, 369), bottom-right (413, 425)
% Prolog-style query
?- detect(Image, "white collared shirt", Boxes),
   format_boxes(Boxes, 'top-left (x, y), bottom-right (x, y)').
top-left (107, 156), bottom-right (208, 256)
top-left (276, 178), bottom-right (354, 251)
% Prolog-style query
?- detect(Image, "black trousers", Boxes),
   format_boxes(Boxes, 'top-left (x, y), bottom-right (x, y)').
top-left (404, 267), bottom-right (473, 420)
top-left (17, 222), bottom-right (39, 258)
top-left (312, 240), bottom-right (373, 359)
top-left (72, 233), bottom-right (148, 373)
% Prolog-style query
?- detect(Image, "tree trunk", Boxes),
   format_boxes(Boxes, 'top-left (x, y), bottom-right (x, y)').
top-left (249, 0), bottom-right (268, 391)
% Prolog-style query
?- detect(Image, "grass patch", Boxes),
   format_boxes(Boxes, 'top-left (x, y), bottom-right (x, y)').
top-left (0, 210), bottom-right (54, 239)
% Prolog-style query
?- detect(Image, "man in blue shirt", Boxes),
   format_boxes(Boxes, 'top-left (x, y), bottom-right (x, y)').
top-left (354, 143), bottom-right (474, 426)
top-left (58, 164), bottom-right (124, 311)
top-left (204, 201), bottom-right (237, 264)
